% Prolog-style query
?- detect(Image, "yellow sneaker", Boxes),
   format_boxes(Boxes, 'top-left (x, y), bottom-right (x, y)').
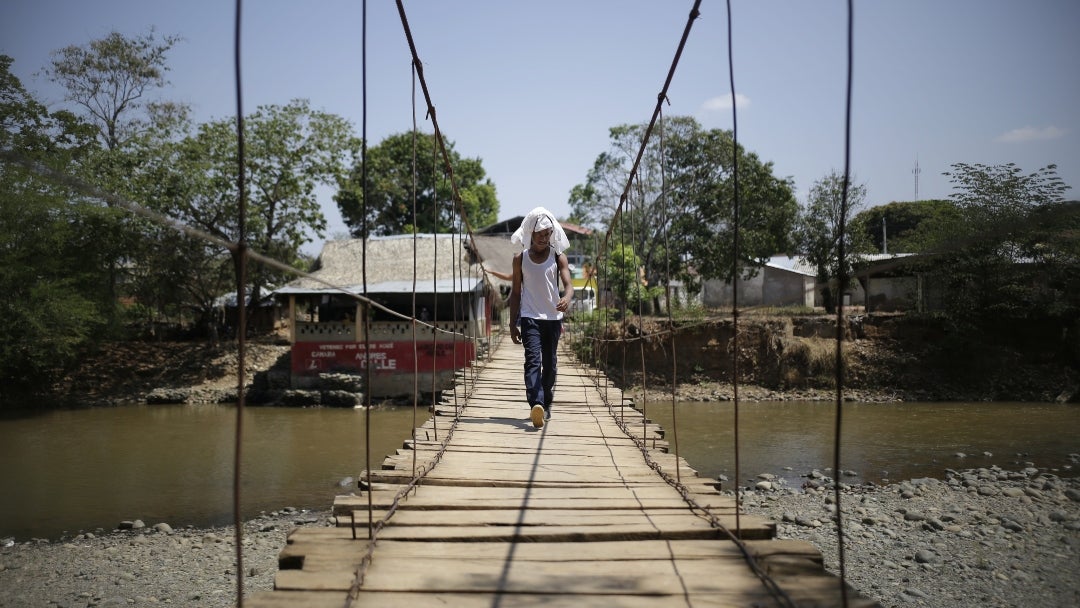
top-left (530, 404), bottom-right (545, 429)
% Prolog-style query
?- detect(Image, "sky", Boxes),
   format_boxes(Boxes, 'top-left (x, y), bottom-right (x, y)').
top-left (3, 0), bottom-right (1078, 255)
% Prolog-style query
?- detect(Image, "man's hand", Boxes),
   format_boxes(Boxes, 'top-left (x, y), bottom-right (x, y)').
top-left (556, 295), bottom-right (572, 313)
top-left (510, 324), bottom-right (521, 344)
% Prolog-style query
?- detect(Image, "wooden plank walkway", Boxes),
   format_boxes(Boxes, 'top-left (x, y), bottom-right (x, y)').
top-left (248, 335), bottom-right (878, 607)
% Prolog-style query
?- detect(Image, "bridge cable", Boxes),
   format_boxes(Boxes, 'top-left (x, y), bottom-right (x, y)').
top-left (657, 107), bottom-right (682, 485)
top-left (832, 1), bottom-right (856, 604)
top-left (725, 0), bottom-right (743, 537)
top-left (411, 62), bottom-right (420, 480)
top-left (359, 0), bottom-right (376, 543)
top-left (230, 0), bottom-right (248, 603)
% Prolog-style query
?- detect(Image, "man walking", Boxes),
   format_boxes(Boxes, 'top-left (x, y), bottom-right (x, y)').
top-left (508, 207), bottom-right (573, 429)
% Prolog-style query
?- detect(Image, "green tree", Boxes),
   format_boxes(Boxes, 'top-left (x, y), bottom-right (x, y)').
top-left (854, 199), bottom-right (959, 254)
top-left (146, 99), bottom-right (359, 331)
top-left (42, 30), bottom-right (186, 333)
top-left (0, 56), bottom-right (110, 393)
top-left (571, 116), bottom-right (798, 298)
top-left (926, 162), bottom-right (1074, 328)
top-left (41, 29), bottom-right (182, 151)
top-left (796, 170), bottom-right (871, 312)
top-left (600, 243), bottom-right (653, 313)
top-left (336, 130), bottom-right (499, 236)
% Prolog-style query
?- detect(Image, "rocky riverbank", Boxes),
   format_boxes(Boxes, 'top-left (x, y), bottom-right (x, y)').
top-left (740, 463), bottom-right (1080, 608)
top-left (0, 508), bottom-right (335, 608)
top-left (2, 465), bottom-right (1076, 608)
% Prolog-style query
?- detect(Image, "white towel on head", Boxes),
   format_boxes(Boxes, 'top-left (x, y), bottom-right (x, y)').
top-left (511, 207), bottom-right (570, 254)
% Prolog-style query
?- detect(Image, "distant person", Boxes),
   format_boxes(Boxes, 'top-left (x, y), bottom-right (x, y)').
top-left (508, 207), bottom-right (573, 429)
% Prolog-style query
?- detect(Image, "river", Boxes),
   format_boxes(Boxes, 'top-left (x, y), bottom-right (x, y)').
top-left (1, 400), bottom-right (1076, 541)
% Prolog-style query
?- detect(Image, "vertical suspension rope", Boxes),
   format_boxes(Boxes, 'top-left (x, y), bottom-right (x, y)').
top-left (410, 64), bottom-right (420, 479)
top-left (451, 205), bottom-right (461, 420)
top-left (629, 170), bottom-right (648, 445)
top-left (833, 1), bottom-right (855, 604)
top-left (657, 107), bottom-right (680, 484)
top-left (429, 133), bottom-right (439, 441)
top-left (617, 206), bottom-right (629, 421)
top-left (230, 0), bottom-right (248, 603)
top-left (725, 0), bottom-right (742, 534)
top-left (360, 0), bottom-right (374, 540)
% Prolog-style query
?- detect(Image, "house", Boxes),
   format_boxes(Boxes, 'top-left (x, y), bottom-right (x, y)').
top-left (701, 253), bottom-right (927, 311)
top-left (273, 234), bottom-right (517, 397)
top-left (852, 253), bottom-right (925, 312)
top-left (702, 255), bottom-right (818, 308)
top-left (214, 290), bottom-right (284, 336)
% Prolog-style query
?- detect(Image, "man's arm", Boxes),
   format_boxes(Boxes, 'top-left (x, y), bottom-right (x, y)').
top-left (508, 253), bottom-right (524, 343)
top-left (484, 267), bottom-right (513, 281)
top-left (555, 253), bottom-right (573, 313)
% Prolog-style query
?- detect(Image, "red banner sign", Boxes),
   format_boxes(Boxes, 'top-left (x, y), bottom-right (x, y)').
top-left (291, 341), bottom-right (474, 377)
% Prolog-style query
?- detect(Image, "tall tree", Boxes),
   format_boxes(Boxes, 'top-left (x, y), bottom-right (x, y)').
top-left (0, 56), bottom-right (109, 393)
top-left (797, 170), bottom-right (870, 312)
top-left (145, 99), bottom-right (359, 329)
top-left (41, 29), bottom-right (181, 152)
top-left (336, 130), bottom-right (499, 236)
top-left (926, 163), bottom-right (1074, 328)
top-left (571, 116), bottom-right (798, 296)
top-left (854, 199), bottom-right (959, 254)
top-left (41, 30), bottom-right (186, 333)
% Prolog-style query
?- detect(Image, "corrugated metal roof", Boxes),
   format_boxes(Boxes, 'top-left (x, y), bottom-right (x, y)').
top-left (275, 277), bottom-right (481, 296)
top-left (279, 234), bottom-right (478, 292)
top-left (763, 253), bottom-right (917, 276)
top-left (765, 255), bottom-right (817, 276)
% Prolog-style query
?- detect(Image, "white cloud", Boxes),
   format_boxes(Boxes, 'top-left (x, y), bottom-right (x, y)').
top-left (702, 93), bottom-right (751, 112)
top-left (995, 126), bottom-right (1066, 143)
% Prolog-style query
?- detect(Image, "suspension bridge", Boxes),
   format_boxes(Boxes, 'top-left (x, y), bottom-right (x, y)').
top-left (246, 332), bottom-right (876, 607)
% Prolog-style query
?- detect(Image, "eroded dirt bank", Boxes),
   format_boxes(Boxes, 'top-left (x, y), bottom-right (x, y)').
top-left (586, 314), bottom-right (1078, 403)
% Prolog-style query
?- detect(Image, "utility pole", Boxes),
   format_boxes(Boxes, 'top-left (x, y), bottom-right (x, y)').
top-left (882, 217), bottom-right (888, 255)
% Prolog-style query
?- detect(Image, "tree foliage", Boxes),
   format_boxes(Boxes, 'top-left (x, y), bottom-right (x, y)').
top-left (853, 199), bottom-right (959, 254)
top-left (599, 243), bottom-right (656, 313)
top-left (3, 28), bottom-right (363, 399)
top-left (0, 56), bottom-right (110, 392)
top-left (924, 162), bottom-right (1075, 329)
top-left (796, 170), bottom-right (871, 311)
top-left (570, 116), bottom-right (798, 295)
top-left (40, 30), bottom-right (188, 335)
top-left (336, 131), bottom-right (498, 236)
top-left (41, 29), bottom-right (181, 151)
top-left (143, 99), bottom-right (359, 328)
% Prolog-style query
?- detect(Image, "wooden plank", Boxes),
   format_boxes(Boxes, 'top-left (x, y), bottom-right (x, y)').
top-left (353, 508), bottom-right (737, 528)
top-left (358, 555), bottom-right (772, 594)
top-left (258, 591), bottom-right (796, 608)
top-left (245, 591), bottom-right (349, 608)
top-left (338, 483), bottom-right (727, 504)
top-left (347, 521), bottom-right (773, 542)
top-left (361, 470), bottom-right (696, 487)
top-left (333, 495), bottom-right (731, 515)
top-left (358, 539), bottom-right (766, 561)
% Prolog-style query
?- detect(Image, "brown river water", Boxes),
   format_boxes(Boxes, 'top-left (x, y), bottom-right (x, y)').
top-left (1, 400), bottom-right (1077, 541)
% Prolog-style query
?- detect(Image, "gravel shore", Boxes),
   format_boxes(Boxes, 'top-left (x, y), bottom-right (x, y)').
top-left (3, 464), bottom-right (1076, 607)
top-left (0, 508), bottom-right (335, 608)
top-left (740, 464), bottom-right (1080, 608)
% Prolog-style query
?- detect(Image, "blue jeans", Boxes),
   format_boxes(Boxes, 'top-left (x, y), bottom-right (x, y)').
top-left (519, 317), bottom-right (561, 408)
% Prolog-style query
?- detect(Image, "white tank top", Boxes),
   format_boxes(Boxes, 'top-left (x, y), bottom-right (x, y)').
top-left (520, 248), bottom-right (562, 321)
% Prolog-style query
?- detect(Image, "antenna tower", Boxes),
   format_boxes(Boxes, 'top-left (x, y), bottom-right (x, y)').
top-left (912, 155), bottom-right (921, 202)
